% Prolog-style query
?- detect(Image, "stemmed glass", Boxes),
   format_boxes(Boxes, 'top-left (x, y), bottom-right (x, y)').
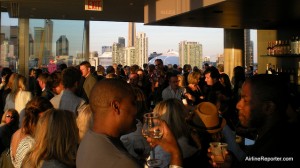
top-left (142, 112), bottom-right (164, 167)
top-left (132, 136), bottom-right (150, 165)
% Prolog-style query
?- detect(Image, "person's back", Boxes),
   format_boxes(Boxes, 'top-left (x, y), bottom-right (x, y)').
top-left (50, 67), bottom-right (86, 116)
top-left (22, 109), bottom-right (78, 168)
top-left (10, 97), bottom-right (53, 168)
top-left (76, 79), bottom-right (140, 168)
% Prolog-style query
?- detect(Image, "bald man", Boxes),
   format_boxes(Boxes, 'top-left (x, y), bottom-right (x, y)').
top-left (76, 79), bottom-right (183, 168)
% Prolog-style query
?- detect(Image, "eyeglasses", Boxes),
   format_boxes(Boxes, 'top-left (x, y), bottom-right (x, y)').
top-left (6, 115), bottom-right (14, 119)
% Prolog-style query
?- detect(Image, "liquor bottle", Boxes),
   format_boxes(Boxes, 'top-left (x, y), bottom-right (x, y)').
top-left (267, 41), bottom-right (272, 56)
top-left (273, 40), bottom-right (278, 55)
top-left (295, 36), bottom-right (299, 55)
top-left (290, 36), bottom-right (295, 54)
top-left (297, 62), bottom-right (300, 85)
top-left (271, 41), bottom-right (275, 56)
top-left (285, 40), bottom-right (291, 55)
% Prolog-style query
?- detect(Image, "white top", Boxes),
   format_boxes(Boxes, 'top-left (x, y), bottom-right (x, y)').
top-left (10, 135), bottom-right (35, 168)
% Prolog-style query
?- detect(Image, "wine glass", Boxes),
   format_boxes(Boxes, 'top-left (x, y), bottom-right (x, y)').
top-left (142, 112), bottom-right (164, 167)
top-left (132, 136), bottom-right (150, 165)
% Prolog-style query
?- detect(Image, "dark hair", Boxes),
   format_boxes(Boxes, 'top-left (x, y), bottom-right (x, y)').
top-left (47, 71), bottom-right (62, 89)
top-left (106, 65), bottom-right (115, 74)
top-left (246, 74), bottom-right (289, 117)
top-left (22, 97), bottom-right (53, 135)
top-left (79, 61), bottom-right (91, 68)
top-left (62, 66), bottom-right (82, 88)
top-left (58, 63), bottom-right (67, 71)
top-left (1, 67), bottom-right (12, 77)
top-left (204, 66), bottom-right (220, 79)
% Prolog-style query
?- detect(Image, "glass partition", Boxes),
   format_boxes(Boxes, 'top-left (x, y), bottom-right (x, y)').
top-left (29, 19), bottom-right (84, 72)
top-left (0, 12), bottom-right (18, 72)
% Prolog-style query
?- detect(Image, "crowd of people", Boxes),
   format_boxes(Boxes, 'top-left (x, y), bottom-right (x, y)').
top-left (0, 60), bottom-right (299, 168)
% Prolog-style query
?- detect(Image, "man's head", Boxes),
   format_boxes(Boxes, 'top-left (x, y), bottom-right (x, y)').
top-left (129, 73), bottom-right (139, 86)
top-left (47, 71), bottom-right (63, 95)
top-left (89, 79), bottom-right (137, 136)
top-left (168, 73), bottom-right (179, 90)
top-left (155, 59), bottom-right (164, 69)
top-left (79, 61), bottom-right (91, 78)
top-left (62, 66), bottom-right (82, 90)
top-left (204, 66), bottom-right (220, 86)
top-left (37, 73), bottom-right (49, 90)
top-left (236, 74), bottom-right (289, 129)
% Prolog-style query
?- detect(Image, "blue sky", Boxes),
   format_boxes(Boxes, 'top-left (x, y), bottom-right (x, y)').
top-left (90, 21), bottom-right (225, 61)
top-left (2, 12), bottom-right (257, 62)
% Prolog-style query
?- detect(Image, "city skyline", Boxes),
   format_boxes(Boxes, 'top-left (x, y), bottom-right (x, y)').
top-left (1, 13), bottom-right (257, 63)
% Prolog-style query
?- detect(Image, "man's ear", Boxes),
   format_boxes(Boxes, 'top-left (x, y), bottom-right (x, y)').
top-left (111, 100), bottom-right (120, 113)
top-left (262, 101), bottom-right (276, 116)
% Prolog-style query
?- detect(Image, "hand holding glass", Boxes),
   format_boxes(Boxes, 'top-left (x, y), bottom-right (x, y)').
top-left (142, 112), bottom-right (164, 167)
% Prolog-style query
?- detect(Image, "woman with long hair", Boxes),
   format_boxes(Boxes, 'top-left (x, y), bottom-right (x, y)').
top-left (153, 98), bottom-right (198, 167)
top-left (4, 74), bottom-right (32, 125)
top-left (22, 109), bottom-right (78, 168)
top-left (10, 97), bottom-right (53, 168)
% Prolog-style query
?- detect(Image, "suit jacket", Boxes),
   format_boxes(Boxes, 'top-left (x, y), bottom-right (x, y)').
top-left (41, 88), bottom-right (54, 100)
top-left (83, 74), bottom-right (97, 99)
top-left (50, 90), bottom-right (86, 116)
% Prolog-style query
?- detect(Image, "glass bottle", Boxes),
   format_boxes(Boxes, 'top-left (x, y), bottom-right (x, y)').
top-left (267, 41), bottom-right (272, 56)
top-left (297, 62), bottom-right (300, 85)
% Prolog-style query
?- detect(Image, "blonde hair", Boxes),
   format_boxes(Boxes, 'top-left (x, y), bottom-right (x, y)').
top-left (76, 105), bottom-right (93, 142)
top-left (153, 98), bottom-right (189, 139)
top-left (5, 72), bottom-right (17, 90)
top-left (10, 74), bottom-right (27, 102)
top-left (23, 109), bottom-right (78, 168)
top-left (187, 71), bottom-right (201, 85)
top-left (177, 74), bottom-right (186, 87)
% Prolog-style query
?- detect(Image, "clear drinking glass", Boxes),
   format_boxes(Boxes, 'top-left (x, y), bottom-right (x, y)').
top-left (142, 112), bottom-right (164, 167)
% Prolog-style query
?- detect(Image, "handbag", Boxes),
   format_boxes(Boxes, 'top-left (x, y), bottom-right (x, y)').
top-left (0, 148), bottom-right (14, 168)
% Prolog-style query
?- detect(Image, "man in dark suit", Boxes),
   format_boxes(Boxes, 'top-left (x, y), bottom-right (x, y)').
top-left (37, 73), bottom-right (54, 100)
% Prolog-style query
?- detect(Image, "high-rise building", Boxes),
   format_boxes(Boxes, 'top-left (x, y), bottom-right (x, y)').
top-left (10, 26), bottom-right (18, 58)
top-left (34, 27), bottom-right (44, 60)
top-left (102, 46), bottom-right (112, 54)
top-left (118, 37), bottom-right (125, 47)
top-left (0, 41), bottom-right (9, 67)
top-left (135, 32), bottom-right (148, 67)
top-left (179, 41), bottom-right (202, 68)
top-left (43, 19), bottom-right (53, 64)
top-left (29, 33), bottom-right (34, 57)
top-left (112, 42), bottom-right (125, 65)
top-left (125, 47), bottom-right (136, 66)
top-left (216, 54), bottom-right (224, 65)
top-left (56, 35), bottom-right (69, 56)
top-left (244, 29), bottom-right (254, 67)
top-left (128, 22), bottom-right (136, 47)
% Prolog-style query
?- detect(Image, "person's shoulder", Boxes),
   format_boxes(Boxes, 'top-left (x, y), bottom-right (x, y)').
top-left (41, 160), bottom-right (69, 168)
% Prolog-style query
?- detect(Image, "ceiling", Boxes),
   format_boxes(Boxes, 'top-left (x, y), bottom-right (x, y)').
top-left (1, 0), bottom-right (300, 29)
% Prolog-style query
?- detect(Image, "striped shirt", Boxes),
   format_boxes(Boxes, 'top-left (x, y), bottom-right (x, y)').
top-left (10, 135), bottom-right (35, 168)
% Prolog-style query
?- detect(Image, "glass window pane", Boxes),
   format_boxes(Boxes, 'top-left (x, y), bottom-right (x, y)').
top-left (29, 19), bottom-right (84, 72)
top-left (1, 12), bottom-right (18, 72)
